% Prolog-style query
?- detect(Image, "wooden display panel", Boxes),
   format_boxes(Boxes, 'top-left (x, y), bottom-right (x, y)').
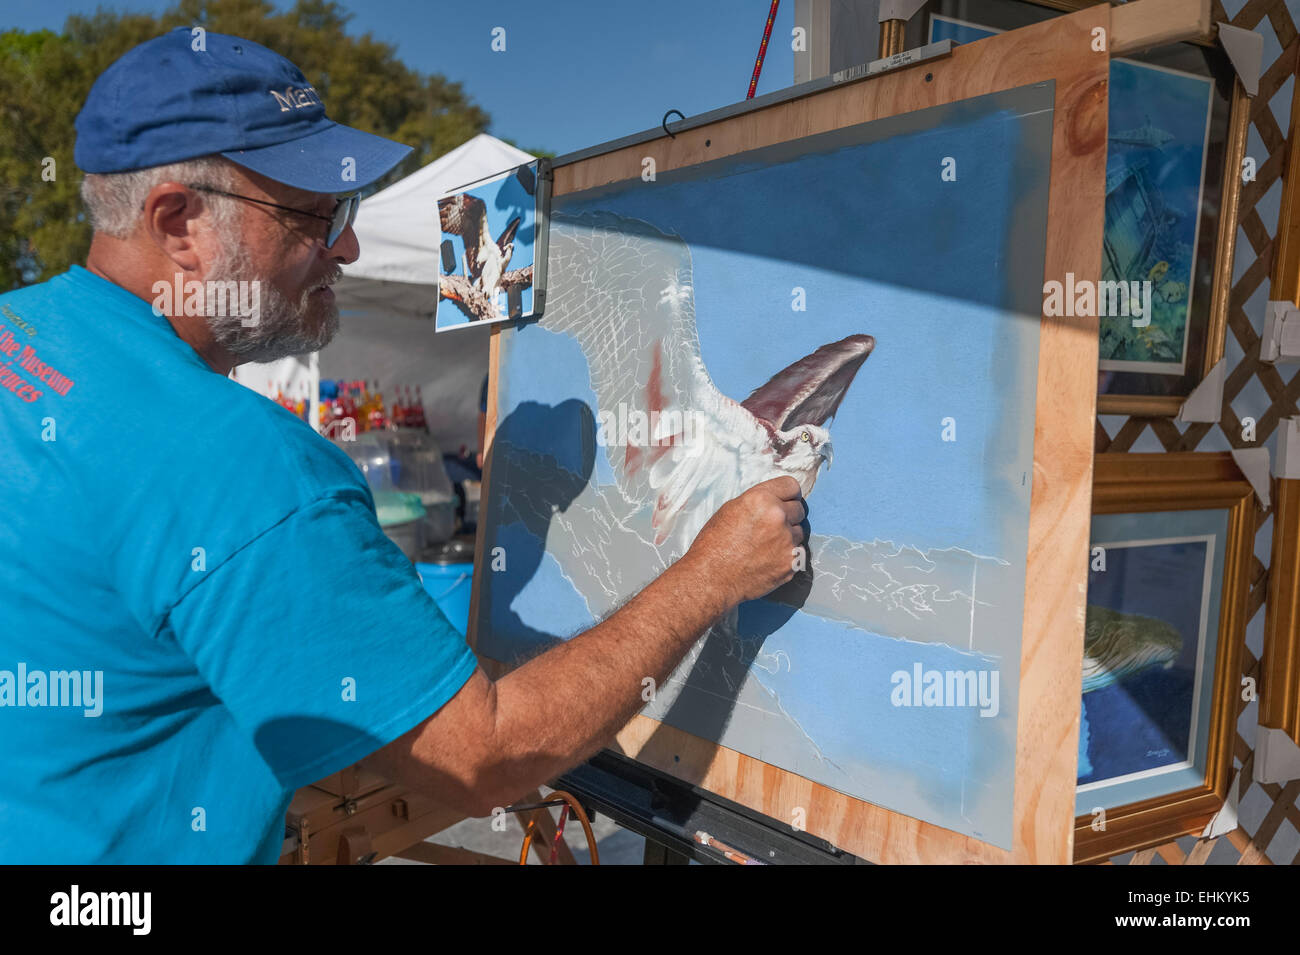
top-left (471, 5), bottom-right (1111, 863)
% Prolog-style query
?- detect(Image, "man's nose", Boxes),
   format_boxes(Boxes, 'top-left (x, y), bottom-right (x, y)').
top-left (329, 222), bottom-right (361, 265)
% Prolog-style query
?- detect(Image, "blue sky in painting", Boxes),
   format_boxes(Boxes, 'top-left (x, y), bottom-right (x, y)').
top-left (548, 104), bottom-right (1043, 559)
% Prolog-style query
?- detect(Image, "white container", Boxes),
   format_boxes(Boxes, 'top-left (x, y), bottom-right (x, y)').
top-left (340, 435), bottom-right (395, 492)
top-left (373, 490), bottom-right (426, 561)
top-left (387, 432), bottom-right (457, 546)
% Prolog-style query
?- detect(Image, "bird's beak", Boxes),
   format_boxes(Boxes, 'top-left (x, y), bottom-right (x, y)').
top-left (819, 442), bottom-right (834, 469)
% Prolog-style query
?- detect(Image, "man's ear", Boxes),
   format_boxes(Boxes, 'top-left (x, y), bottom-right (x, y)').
top-left (141, 182), bottom-right (205, 272)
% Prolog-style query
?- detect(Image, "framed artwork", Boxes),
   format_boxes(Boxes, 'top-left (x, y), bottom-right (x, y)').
top-left (1260, 469), bottom-right (1300, 749)
top-left (924, 0), bottom-right (1248, 416)
top-left (1260, 76), bottom-right (1300, 753)
top-left (435, 160), bottom-right (550, 332)
top-left (1074, 452), bottom-right (1254, 862)
top-left (470, 6), bottom-right (1114, 864)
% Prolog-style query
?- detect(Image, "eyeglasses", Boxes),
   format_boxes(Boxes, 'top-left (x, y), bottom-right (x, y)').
top-left (187, 184), bottom-right (360, 248)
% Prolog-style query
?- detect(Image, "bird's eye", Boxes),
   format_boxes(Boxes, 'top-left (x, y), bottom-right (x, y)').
top-left (800, 431), bottom-right (810, 442)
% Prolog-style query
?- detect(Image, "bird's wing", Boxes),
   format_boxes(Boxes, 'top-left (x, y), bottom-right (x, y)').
top-left (438, 194), bottom-right (488, 282)
top-left (647, 335), bottom-right (876, 552)
top-left (476, 209), bottom-right (494, 268)
top-left (537, 212), bottom-right (724, 510)
top-left (740, 334), bottom-right (875, 429)
top-left (646, 378), bottom-right (770, 552)
top-left (497, 216), bottom-right (522, 252)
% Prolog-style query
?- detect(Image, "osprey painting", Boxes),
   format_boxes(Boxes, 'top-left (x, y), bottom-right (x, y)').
top-left (474, 97), bottom-right (1056, 846)
top-left (638, 333), bottom-right (874, 552)
top-left (540, 210), bottom-right (875, 556)
top-left (438, 193), bottom-right (533, 322)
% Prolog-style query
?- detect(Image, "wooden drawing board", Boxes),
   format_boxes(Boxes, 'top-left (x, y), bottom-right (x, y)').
top-left (469, 5), bottom-right (1109, 863)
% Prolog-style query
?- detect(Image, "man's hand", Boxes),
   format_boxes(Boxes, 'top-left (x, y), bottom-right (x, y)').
top-left (679, 475), bottom-right (807, 606)
top-left (361, 475), bottom-right (810, 816)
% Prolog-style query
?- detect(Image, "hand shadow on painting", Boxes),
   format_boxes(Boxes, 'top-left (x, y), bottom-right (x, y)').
top-left (481, 397), bottom-right (814, 799)
top-left (477, 399), bottom-right (597, 657)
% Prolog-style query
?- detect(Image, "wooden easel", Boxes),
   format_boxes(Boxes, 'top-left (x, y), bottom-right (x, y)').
top-left (467, 0), bottom-right (1218, 866)
top-left (279, 772), bottom-right (577, 865)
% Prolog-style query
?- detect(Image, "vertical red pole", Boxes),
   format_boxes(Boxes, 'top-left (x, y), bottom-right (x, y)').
top-left (747, 0), bottom-right (781, 100)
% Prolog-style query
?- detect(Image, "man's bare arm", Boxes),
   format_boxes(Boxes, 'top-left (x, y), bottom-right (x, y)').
top-left (360, 476), bottom-right (807, 815)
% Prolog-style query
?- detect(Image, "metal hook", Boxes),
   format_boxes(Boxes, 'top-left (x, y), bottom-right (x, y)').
top-left (662, 109), bottom-right (685, 139)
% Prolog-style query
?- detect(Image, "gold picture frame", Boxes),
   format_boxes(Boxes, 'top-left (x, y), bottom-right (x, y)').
top-left (920, 0), bottom-right (1247, 417)
top-left (1258, 66), bottom-right (1300, 749)
top-left (1073, 452), bottom-right (1254, 863)
top-left (1096, 79), bottom-right (1247, 418)
top-left (1260, 472), bottom-right (1300, 747)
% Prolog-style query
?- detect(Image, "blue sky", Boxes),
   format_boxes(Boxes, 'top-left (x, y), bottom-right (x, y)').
top-left (2, 0), bottom-right (797, 156)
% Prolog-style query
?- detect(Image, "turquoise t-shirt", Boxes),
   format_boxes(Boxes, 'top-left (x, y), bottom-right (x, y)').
top-left (0, 266), bottom-right (478, 863)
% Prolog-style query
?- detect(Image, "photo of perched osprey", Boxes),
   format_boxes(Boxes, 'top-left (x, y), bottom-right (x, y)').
top-left (438, 192), bottom-right (533, 322)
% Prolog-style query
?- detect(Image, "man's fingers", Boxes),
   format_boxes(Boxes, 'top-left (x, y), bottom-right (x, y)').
top-left (791, 523), bottom-right (806, 546)
top-left (780, 500), bottom-right (806, 526)
top-left (762, 475), bottom-right (803, 501)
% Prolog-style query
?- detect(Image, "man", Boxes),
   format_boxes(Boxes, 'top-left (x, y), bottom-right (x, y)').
top-left (0, 29), bottom-right (806, 862)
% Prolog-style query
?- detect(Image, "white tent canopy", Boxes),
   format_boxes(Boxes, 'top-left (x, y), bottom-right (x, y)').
top-left (234, 134), bottom-right (535, 455)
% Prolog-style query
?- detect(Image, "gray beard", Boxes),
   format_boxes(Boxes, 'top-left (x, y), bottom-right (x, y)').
top-left (205, 239), bottom-right (341, 364)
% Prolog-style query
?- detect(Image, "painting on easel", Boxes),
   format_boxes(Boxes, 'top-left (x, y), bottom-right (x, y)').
top-left (475, 85), bottom-right (1055, 849)
top-left (472, 2), bottom-right (1115, 863)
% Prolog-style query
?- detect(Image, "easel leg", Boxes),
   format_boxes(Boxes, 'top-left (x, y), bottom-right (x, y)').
top-left (643, 839), bottom-right (690, 865)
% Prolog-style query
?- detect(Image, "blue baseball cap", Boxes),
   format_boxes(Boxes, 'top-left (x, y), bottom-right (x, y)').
top-left (74, 27), bottom-right (413, 192)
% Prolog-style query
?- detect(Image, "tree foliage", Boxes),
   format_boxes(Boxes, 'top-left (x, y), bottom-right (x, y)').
top-left (0, 0), bottom-right (496, 288)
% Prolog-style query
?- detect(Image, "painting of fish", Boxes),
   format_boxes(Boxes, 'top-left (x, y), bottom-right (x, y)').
top-left (1082, 605), bottom-right (1183, 693)
top-left (1077, 531), bottom-right (1217, 803)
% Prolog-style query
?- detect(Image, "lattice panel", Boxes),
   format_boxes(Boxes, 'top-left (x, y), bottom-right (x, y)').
top-left (1093, 0), bottom-right (1300, 865)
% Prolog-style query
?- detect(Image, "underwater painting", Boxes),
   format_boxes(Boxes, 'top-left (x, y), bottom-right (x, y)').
top-left (930, 17), bottom-right (1214, 375)
top-left (1098, 62), bottom-right (1213, 375)
top-left (1077, 506), bottom-right (1229, 814)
